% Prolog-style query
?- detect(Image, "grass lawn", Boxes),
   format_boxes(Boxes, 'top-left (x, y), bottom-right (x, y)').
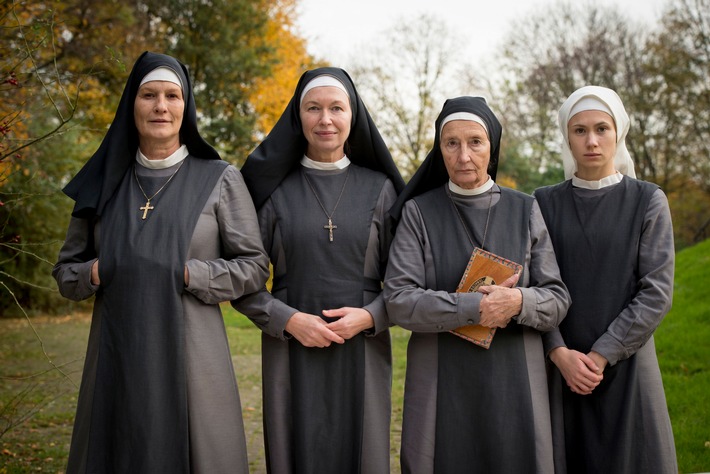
top-left (1, 239), bottom-right (709, 472)
top-left (654, 238), bottom-right (710, 472)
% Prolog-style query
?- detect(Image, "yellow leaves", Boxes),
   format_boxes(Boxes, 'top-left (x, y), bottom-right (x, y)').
top-left (496, 175), bottom-right (518, 190)
top-left (248, 0), bottom-right (324, 137)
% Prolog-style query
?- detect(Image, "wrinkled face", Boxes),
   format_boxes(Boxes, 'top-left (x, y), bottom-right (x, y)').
top-left (300, 86), bottom-right (352, 162)
top-left (567, 110), bottom-right (617, 180)
top-left (133, 81), bottom-right (184, 148)
top-left (440, 120), bottom-right (491, 189)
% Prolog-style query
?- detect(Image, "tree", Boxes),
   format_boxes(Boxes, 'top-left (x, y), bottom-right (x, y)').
top-left (492, 0), bottom-right (710, 246)
top-left (247, 0), bottom-right (325, 144)
top-left (1, 0), bottom-right (315, 315)
top-left (137, 0), bottom-right (277, 161)
top-left (0, 0), bottom-right (114, 315)
top-left (349, 13), bottom-right (475, 180)
top-left (494, 3), bottom-right (649, 181)
top-left (642, 0), bottom-right (710, 245)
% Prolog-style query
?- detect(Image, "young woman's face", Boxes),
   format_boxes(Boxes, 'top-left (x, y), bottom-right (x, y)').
top-left (300, 86), bottom-right (352, 162)
top-left (567, 110), bottom-right (617, 180)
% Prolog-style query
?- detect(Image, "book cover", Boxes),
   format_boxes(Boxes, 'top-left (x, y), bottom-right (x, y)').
top-left (450, 247), bottom-right (523, 349)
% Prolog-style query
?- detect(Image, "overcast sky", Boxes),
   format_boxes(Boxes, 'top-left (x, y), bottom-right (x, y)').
top-left (293, 0), bottom-right (669, 66)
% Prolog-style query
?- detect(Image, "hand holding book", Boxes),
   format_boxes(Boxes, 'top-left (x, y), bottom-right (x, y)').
top-left (478, 273), bottom-right (522, 327)
top-left (450, 248), bottom-right (523, 349)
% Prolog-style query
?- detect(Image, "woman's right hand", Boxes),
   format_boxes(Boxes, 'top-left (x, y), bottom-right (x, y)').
top-left (549, 346), bottom-right (603, 395)
top-left (285, 312), bottom-right (345, 348)
top-left (91, 259), bottom-right (100, 286)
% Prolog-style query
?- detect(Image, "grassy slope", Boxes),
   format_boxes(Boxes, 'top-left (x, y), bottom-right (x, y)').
top-left (654, 238), bottom-right (710, 471)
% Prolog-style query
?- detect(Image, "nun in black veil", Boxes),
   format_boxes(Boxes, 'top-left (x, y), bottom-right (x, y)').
top-left (234, 67), bottom-right (404, 473)
top-left (53, 51), bottom-right (269, 473)
top-left (384, 96), bottom-right (570, 473)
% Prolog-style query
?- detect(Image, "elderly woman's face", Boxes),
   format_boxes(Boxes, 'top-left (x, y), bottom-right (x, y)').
top-left (300, 86), bottom-right (352, 162)
top-left (134, 81), bottom-right (185, 148)
top-left (567, 110), bottom-right (617, 180)
top-left (440, 120), bottom-right (491, 189)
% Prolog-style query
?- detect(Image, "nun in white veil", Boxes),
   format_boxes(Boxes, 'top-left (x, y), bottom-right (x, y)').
top-left (534, 85), bottom-right (677, 473)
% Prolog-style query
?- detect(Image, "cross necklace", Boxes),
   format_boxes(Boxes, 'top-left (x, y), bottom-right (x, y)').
top-left (302, 167), bottom-right (350, 242)
top-left (133, 160), bottom-right (186, 219)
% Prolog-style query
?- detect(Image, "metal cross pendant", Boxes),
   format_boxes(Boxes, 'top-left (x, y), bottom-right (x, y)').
top-left (324, 218), bottom-right (337, 242)
top-left (140, 200), bottom-right (154, 220)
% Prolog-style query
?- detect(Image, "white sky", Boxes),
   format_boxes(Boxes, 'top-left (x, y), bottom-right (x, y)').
top-left (294, 0), bottom-right (670, 66)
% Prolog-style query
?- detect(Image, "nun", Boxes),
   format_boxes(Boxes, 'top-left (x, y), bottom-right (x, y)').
top-left (233, 67), bottom-right (405, 473)
top-left (384, 96), bottom-right (570, 473)
top-left (534, 85), bottom-right (677, 473)
top-left (53, 51), bottom-right (269, 473)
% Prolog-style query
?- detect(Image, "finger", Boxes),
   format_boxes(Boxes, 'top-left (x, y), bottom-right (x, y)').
top-left (322, 308), bottom-right (349, 318)
top-left (498, 273), bottom-right (520, 288)
top-left (320, 326), bottom-right (345, 344)
top-left (577, 353), bottom-right (600, 373)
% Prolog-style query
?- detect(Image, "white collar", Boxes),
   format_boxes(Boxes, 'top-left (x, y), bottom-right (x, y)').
top-left (448, 176), bottom-right (494, 196)
top-left (572, 171), bottom-right (624, 190)
top-left (300, 155), bottom-right (351, 170)
top-left (136, 145), bottom-right (189, 169)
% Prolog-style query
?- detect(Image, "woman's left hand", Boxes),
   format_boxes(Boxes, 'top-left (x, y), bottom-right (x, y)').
top-left (587, 350), bottom-right (608, 375)
top-left (322, 307), bottom-right (374, 340)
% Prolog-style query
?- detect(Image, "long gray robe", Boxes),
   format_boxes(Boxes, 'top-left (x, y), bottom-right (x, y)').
top-left (235, 165), bottom-right (396, 474)
top-left (53, 163), bottom-right (269, 473)
top-left (535, 179), bottom-right (677, 473)
top-left (384, 184), bottom-right (570, 474)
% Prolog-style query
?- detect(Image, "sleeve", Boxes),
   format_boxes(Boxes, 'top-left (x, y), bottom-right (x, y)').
top-left (362, 179), bottom-right (397, 335)
top-left (52, 216), bottom-right (99, 301)
top-left (231, 198), bottom-right (301, 340)
top-left (184, 166), bottom-right (270, 305)
top-left (591, 189), bottom-right (674, 365)
top-left (383, 200), bottom-right (483, 332)
top-left (516, 199), bottom-right (571, 331)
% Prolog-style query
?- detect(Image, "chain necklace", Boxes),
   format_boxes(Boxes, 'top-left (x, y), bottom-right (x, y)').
top-left (446, 185), bottom-right (494, 251)
top-left (302, 166), bottom-right (350, 242)
top-left (133, 159), bottom-right (186, 220)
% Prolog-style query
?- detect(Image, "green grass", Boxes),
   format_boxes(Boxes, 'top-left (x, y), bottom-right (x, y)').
top-left (0, 315), bottom-right (87, 473)
top-left (655, 238), bottom-right (710, 471)
top-left (1, 239), bottom-right (709, 472)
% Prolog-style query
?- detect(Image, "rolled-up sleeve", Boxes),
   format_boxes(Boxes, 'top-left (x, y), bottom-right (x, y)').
top-left (52, 216), bottom-right (100, 301)
top-left (185, 166), bottom-right (269, 304)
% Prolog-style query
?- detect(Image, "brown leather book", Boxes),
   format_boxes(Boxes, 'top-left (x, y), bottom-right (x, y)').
top-left (450, 247), bottom-right (523, 349)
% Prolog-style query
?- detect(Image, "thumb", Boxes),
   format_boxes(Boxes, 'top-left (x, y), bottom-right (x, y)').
top-left (499, 273), bottom-right (520, 288)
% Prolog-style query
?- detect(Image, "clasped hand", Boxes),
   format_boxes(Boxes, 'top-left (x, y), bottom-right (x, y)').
top-left (550, 347), bottom-right (607, 395)
top-left (285, 307), bottom-right (374, 348)
top-left (477, 274), bottom-right (522, 328)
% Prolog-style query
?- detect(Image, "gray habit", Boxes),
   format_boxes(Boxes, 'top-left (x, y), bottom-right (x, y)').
top-left (53, 161), bottom-right (269, 473)
top-left (384, 183), bottom-right (570, 474)
top-left (535, 178), bottom-right (677, 473)
top-left (235, 164), bottom-right (395, 474)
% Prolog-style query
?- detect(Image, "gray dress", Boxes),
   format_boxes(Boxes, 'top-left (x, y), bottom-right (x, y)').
top-left (384, 184), bottom-right (570, 474)
top-left (235, 165), bottom-right (396, 474)
top-left (535, 178), bottom-right (677, 473)
top-left (53, 163), bottom-right (269, 473)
